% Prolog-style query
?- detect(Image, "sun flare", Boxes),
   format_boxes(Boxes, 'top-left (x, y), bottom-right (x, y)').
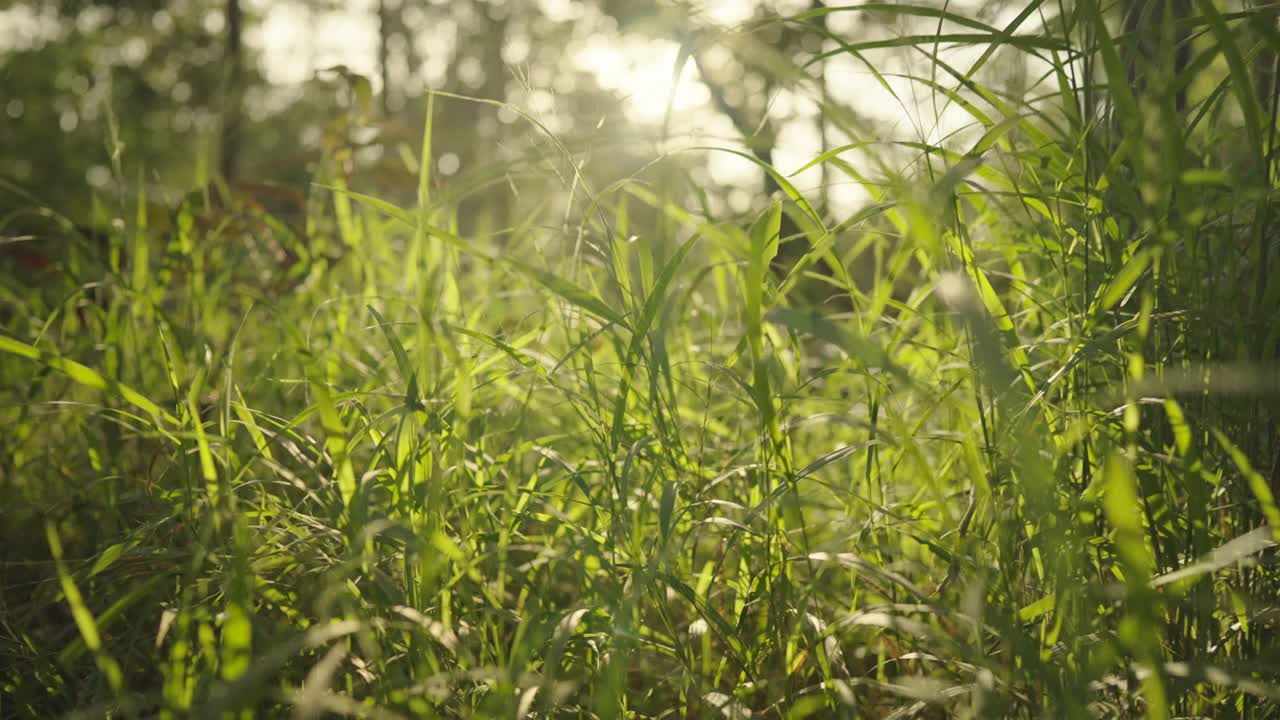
top-left (576, 37), bottom-right (708, 121)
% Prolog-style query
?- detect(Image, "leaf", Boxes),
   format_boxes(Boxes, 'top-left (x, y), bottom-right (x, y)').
top-left (796, 440), bottom-right (882, 480)
top-left (132, 168), bottom-right (150, 298)
top-left (194, 621), bottom-right (365, 719)
top-left (368, 305), bottom-right (420, 409)
top-left (311, 380), bottom-right (357, 510)
top-left (699, 517), bottom-right (758, 535)
top-left (628, 233), bottom-right (699, 360)
top-left (1102, 452), bottom-right (1154, 581)
top-left (1018, 593), bottom-right (1055, 621)
top-left (231, 391), bottom-right (274, 462)
top-left (606, 233), bottom-right (701, 450)
top-left (1195, 0), bottom-right (1264, 167)
top-left (745, 203), bottom-right (781, 430)
top-left (695, 148), bottom-right (823, 227)
top-left (322, 183), bottom-right (626, 328)
top-left (1097, 248), bottom-right (1152, 312)
top-left (1152, 526), bottom-right (1278, 589)
top-left (505, 257), bottom-right (630, 330)
top-left (220, 601), bottom-right (253, 681)
top-left (1079, 0), bottom-right (1140, 140)
top-left (450, 325), bottom-right (549, 379)
top-left (1213, 430), bottom-right (1280, 540)
top-left (315, 183), bottom-right (416, 227)
top-left (1164, 399), bottom-right (1191, 456)
top-left (0, 334), bottom-right (176, 425)
top-left (46, 522), bottom-right (123, 691)
top-left (659, 480), bottom-right (677, 541)
top-left (391, 605), bottom-right (458, 651)
top-left (188, 395), bottom-right (218, 500)
top-left (59, 574), bottom-right (168, 665)
top-left (928, 153), bottom-right (985, 203)
top-left (418, 92), bottom-right (435, 211)
top-left (658, 573), bottom-right (747, 664)
top-left (942, 243), bottom-right (1035, 397)
top-left (89, 542), bottom-right (130, 577)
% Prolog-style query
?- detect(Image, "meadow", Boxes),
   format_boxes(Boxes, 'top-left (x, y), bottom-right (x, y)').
top-left (2, 2), bottom-right (1280, 718)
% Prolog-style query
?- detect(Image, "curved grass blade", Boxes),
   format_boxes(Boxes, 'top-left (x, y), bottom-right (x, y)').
top-left (0, 334), bottom-right (177, 425)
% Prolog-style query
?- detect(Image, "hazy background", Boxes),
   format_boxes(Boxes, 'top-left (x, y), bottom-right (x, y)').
top-left (0, 0), bottom-right (1036, 233)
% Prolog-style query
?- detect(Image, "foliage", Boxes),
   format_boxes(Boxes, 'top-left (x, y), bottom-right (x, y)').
top-left (2, 1), bottom-right (1280, 718)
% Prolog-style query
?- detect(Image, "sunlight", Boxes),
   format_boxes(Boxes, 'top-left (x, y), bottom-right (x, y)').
top-left (254, 0), bottom-right (379, 87)
top-left (703, 0), bottom-right (756, 25)
top-left (255, 0), bottom-right (712, 125)
top-left (575, 37), bottom-right (708, 122)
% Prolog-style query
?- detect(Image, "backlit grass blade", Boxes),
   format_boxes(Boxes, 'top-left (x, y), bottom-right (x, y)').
top-left (1102, 451), bottom-right (1170, 720)
top-left (695, 147), bottom-right (823, 228)
top-left (1152, 526), bottom-right (1278, 590)
top-left (46, 522), bottom-right (124, 694)
top-left (132, 168), bottom-right (150, 300)
top-left (745, 201), bottom-right (781, 435)
top-left (504, 256), bottom-right (630, 330)
top-left (1096, 247), bottom-right (1154, 313)
top-left (1213, 429), bottom-right (1280, 540)
top-left (323, 184), bottom-right (628, 329)
top-left (0, 334), bottom-right (176, 425)
top-left (368, 305), bottom-right (416, 396)
top-left (311, 377), bottom-right (357, 512)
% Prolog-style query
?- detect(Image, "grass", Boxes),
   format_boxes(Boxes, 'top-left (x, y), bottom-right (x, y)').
top-left (2, 2), bottom-right (1280, 718)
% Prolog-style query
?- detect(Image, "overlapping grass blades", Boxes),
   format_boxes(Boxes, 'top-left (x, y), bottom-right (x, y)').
top-left (2, 2), bottom-right (1280, 718)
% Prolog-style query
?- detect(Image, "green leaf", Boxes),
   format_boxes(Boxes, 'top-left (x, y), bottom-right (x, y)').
top-left (505, 257), bottom-right (630, 329)
top-left (1196, 0), bottom-right (1264, 170)
top-left (1213, 430), bottom-right (1280, 540)
top-left (1103, 452), bottom-right (1154, 581)
top-left (696, 148), bottom-right (823, 227)
top-left (132, 168), bottom-right (150, 298)
top-left (187, 388), bottom-right (218, 505)
top-left (796, 440), bottom-right (882, 480)
top-left (0, 334), bottom-right (176, 425)
top-left (1018, 593), bottom-right (1055, 622)
top-left (929, 153), bottom-right (985, 203)
top-left (659, 480), bottom-right (677, 541)
top-left (46, 522), bottom-right (123, 691)
top-left (1097, 248), bottom-right (1152, 312)
top-left (89, 542), bottom-right (131, 578)
top-left (628, 233), bottom-right (698, 360)
top-left (1152, 526), bottom-right (1278, 590)
top-left (745, 202), bottom-right (781, 431)
top-left (368, 305), bottom-right (417, 404)
top-left (311, 379), bottom-right (357, 510)
top-left (1080, 0), bottom-right (1140, 140)
top-left (418, 92), bottom-right (435, 212)
top-left (316, 183), bottom-right (416, 227)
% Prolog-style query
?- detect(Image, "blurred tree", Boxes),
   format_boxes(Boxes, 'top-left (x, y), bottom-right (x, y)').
top-left (221, 0), bottom-right (244, 180)
top-left (0, 0), bottom-right (262, 220)
top-left (1121, 0), bottom-right (1193, 109)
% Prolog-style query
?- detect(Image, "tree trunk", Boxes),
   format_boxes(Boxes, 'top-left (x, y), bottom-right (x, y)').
top-left (378, 0), bottom-right (391, 114)
top-left (448, 4), bottom-right (509, 233)
top-left (1121, 0), bottom-right (1191, 112)
top-left (220, 0), bottom-right (243, 181)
